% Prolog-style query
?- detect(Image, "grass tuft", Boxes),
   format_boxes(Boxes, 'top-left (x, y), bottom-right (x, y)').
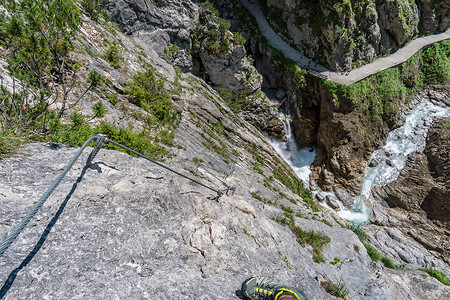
top-left (419, 268), bottom-right (450, 286)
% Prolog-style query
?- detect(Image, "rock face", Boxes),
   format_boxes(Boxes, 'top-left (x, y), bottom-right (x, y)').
top-left (255, 0), bottom-right (448, 70)
top-left (1, 143), bottom-right (450, 299)
top-left (369, 117), bottom-right (450, 270)
top-left (1, 1), bottom-right (450, 299)
top-left (199, 44), bottom-right (262, 93)
top-left (105, 0), bottom-right (262, 94)
top-left (105, 0), bottom-right (198, 57)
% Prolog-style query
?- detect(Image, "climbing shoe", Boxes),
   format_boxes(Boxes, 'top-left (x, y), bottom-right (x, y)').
top-left (241, 277), bottom-right (308, 300)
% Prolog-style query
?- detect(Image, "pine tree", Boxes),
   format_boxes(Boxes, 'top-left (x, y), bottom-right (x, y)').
top-left (0, 0), bottom-right (96, 131)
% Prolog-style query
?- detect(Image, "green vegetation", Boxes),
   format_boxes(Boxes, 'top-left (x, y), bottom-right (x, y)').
top-left (194, 1), bottom-right (247, 55)
top-left (81, 0), bottom-right (105, 21)
top-left (124, 67), bottom-right (178, 124)
top-left (419, 268), bottom-right (450, 286)
top-left (108, 93), bottom-right (119, 105)
top-left (0, 1), bottom-right (176, 161)
top-left (233, 32), bottom-right (246, 46)
top-left (271, 50), bottom-right (306, 91)
top-left (421, 40), bottom-right (450, 84)
top-left (251, 192), bottom-right (263, 202)
top-left (321, 279), bottom-right (350, 299)
top-left (275, 213), bottom-right (330, 263)
top-left (321, 39), bottom-right (450, 127)
top-left (281, 256), bottom-right (292, 269)
top-left (321, 219), bottom-right (333, 227)
top-left (0, 0), bottom-right (84, 123)
top-left (164, 43), bottom-right (181, 60)
top-left (193, 157), bottom-right (204, 164)
top-left (363, 243), bottom-right (399, 269)
top-left (331, 258), bottom-right (341, 265)
top-left (0, 131), bottom-right (24, 159)
top-left (218, 88), bottom-right (252, 112)
top-left (348, 225), bottom-right (400, 270)
top-left (92, 102), bottom-right (107, 118)
top-left (104, 42), bottom-right (123, 69)
top-left (50, 121), bottom-right (168, 160)
top-left (273, 167), bottom-right (319, 212)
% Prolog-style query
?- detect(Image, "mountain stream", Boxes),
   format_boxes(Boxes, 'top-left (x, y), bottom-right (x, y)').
top-left (268, 97), bottom-right (450, 224)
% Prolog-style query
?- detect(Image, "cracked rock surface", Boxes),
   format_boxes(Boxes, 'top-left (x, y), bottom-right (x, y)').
top-left (1, 143), bottom-right (449, 299)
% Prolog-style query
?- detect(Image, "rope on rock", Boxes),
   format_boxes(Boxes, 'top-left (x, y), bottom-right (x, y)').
top-left (0, 134), bottom-right (234, 256)
top-left (0, 134), bottom-right (105, 256)
top-left (106, 138), bottom-right (235, 199)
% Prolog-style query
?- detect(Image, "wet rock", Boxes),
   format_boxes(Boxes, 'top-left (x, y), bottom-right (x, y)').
top-left (334, 187), bottom-right (358, 210)
top-left (368, 158), bottom-right (379, 167)
top-left (370, 118), bottom-right (450, 270)
top-left (315, 193), bottom-right (325, 202)
top-left (325, 195), bottom-right (341, 211)
top-left (385, 159), bottom-right (394, 167)
top-left (276, 89), bottom-right (286, 100)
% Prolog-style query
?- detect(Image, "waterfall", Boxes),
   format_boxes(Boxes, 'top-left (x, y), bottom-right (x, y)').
top-left (268, 97), bottom-right (450, 224)
top-left (267, 113), bottom-right (316, 189)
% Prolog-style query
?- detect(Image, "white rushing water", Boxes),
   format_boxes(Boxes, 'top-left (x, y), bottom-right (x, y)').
top-left (268, 97), bottom-right (450, 224)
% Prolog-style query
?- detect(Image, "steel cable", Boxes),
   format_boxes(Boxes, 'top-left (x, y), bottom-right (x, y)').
top-left (0, 134), bottom-right (105, 256)
top-left (0, 134), bottom-right (234, 256)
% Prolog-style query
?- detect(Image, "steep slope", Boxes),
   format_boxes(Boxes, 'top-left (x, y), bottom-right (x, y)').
top-left (1, 142), bottom-right (449, 299)
top-left (1, 1), bottom-right (450, 299)
top-left (244, 0), bottom-right (449, 70)
top-left (369, 117), bottom-right (450, 268)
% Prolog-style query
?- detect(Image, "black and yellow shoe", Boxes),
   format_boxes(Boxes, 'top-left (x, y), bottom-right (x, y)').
top-left (241, 277), bottom-right (308, 300)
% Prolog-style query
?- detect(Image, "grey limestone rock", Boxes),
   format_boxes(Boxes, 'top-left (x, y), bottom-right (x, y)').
top-left (199, 44), bottom-right (262, 94)
top-left (0, 142), bottom-right (449, 299)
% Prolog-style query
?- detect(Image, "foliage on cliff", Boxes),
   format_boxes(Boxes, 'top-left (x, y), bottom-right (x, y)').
top-left (193, 1), bottom-right (246, 56)
top-left (322, 39), bottom-right (450, 128)
top-left (0, 0), bottom-right (177, 159)
top-left (256, 0), bottom-right (447, 70)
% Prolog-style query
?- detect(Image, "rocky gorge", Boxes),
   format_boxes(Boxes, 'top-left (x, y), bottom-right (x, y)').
top-left (0, 0), bottom-right (449, 299)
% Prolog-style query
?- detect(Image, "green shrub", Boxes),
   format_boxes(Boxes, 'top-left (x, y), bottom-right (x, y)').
top-left (199, 1), bottom-right (219, 16)
top-left (69, 112), bottom-right (85, 127)
top-left (421, 40), bottom-right (450, 84)
top-left (50, 121), bottom-right (167, 160)
top-left (108, 93), bottom-right (118, 105)
top-left (164, 43), bottom-right (180, 60)
top-left (363, 243), bottom-right (400, 269)
top-left (0, 0), bottom-right (83, 122)
top-left (88, 70), bottom-right (104, 88)
top-left (124, 68), bottom-right (176, 124)
top-left (218, 88), bottom-right (252, 112)
top-left (92, 101), bottom-right (106, 118)
top-left (82, 0), bottom-right (104, 21)
top-left (419, 268), bottom-right (450, 286)
top-left (233, 32), bottom-right (246, 45)
top-left (218, 18), bottom-right (231, 34)
top-left (105, 42), bottom-right (123, 68)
